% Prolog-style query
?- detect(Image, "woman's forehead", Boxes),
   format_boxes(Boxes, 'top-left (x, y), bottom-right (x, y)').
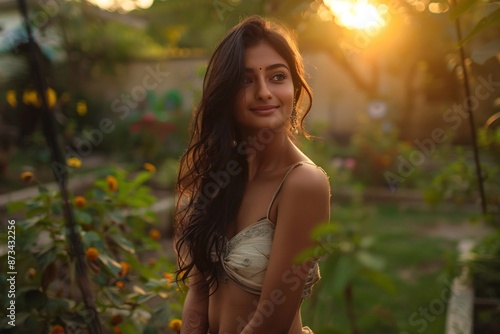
top-left (243, 42), bottom-right (290, 71)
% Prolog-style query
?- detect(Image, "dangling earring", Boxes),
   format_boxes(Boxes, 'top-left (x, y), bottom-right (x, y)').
top-left (231, 139), bottom-right (237, 148)
top-left (290, 101), bottom-right (298, 135)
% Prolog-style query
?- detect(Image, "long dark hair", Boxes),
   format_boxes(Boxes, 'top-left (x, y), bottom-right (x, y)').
top-left (174, 15), bottom-right (313, 292)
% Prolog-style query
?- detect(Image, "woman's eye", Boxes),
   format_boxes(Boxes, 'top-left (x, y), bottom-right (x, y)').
top-left (271, 73), bottom-right (286, 81)
top-left (242, 77), bottom-right (253, 85)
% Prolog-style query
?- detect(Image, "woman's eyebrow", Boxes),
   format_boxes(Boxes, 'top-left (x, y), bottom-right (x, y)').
top-left (245, 63), bottom-right (290, 72)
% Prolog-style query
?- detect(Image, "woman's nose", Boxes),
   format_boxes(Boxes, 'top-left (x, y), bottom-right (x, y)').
top-left (255, 79), bottom-right (272, 101)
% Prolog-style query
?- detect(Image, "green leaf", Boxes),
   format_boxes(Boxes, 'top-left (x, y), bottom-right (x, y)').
top-left (124, 252), bottom-right (156, 279)
top-left (36, 246), bottom-right (57, 270)
top-left (109, 233), bottom-right (136, 254)
top-left (18, 230), bottom-right (38, 251)
top-left (18, 215), bottom-right (45, 230)
top-left (82, 231), bottom-right (104, 249)
top-left (355, 250), bottom-right (386, 271)
top-left (109, 210), bottom-right (124, 223)
top-left (130, 171), bottom-right (152, 189)
top-left (100, 287), bottom-right (123, 307)
top-left (22, 315), bottom-right (45, 334)
top-left (148, 303), bottom-right (171, 326)
top-left (449, 0), bottom-right (479, 21)
top-left (359, 267), bottom-right (397, 295)
top-left (137, 292), bottom-right (157, 304)
top-left (51, 203), bottom-right (62, 216)
top-left (331, 256), bottom-right (355, 294)
top-left (74, 210), bottom-right (93, 225)
top-left (98, 253), bottom-right (122, 277)
top-left (44, 297), bottom-right (71, 314)
top-left (26, 206), bottom-right (49, 218)
top-left (7, 200), bottom-right (26, 213)
top-left (145, 278), bottom-right (168, 289)
top-left (471, 38), bottom-right (500, 64)
top-left (143, 324), bottom-right (159, 334)
top-left (310, 222), bottom-right (340, 240)
top-left (459, 8), bottom-right (500, 46)
top-left (120, 320), bottom-right (138, 334)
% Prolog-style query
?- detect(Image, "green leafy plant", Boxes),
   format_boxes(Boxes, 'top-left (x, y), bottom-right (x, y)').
top-left (0, 166), bottom-right (184, 333)
top-left (298, 121), bottom-right (397, 333)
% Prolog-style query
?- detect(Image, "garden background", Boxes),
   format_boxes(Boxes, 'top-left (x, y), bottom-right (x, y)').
top-left (0, 0), bottom-right (499, 333)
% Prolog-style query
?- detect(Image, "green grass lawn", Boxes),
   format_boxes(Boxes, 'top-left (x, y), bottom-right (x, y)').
top-left (302, 203), bottom-right (481, 334)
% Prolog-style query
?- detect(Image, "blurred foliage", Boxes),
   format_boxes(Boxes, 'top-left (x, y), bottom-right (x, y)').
top-left (300, 122), bottom-right (395, 334)
top-left (42, 1), bottom-right (163, 79)
top-left (0, 167), bottom-right (184, 333)
top-left (469, 230), bottom-right (500, 333)
top-left (351, 110), bottom-right (421, 188)
top-left (424, 128), bottom-right (500, 225)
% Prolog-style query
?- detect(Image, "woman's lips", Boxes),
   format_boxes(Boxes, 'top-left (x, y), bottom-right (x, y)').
top-left (250, 105), bottom-right (279, 115)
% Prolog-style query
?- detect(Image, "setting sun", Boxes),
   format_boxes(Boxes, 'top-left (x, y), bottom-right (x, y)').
top-left (324, 0), bottom-right (387, 31)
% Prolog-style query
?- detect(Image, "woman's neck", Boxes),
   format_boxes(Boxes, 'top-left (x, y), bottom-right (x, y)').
top-left (241, 131), bottom-right (297, 181)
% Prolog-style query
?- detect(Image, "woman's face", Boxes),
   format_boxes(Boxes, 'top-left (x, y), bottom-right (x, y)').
top-left (234, 41), bottom-right (295, 135)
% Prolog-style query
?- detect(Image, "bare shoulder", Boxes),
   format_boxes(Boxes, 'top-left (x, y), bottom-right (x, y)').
top-left (277, 162), bottom-right (331, 221)
top-left (282, 162), bottom-right (330, 198)
top-left (274, 162), bottom-right (330, 242)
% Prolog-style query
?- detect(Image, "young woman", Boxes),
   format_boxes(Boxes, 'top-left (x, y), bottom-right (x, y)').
top-left (174, 15), bottom-right (331, 334)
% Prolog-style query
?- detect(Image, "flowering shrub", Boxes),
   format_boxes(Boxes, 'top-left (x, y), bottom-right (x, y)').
top-left (1, 164), bottom-right (184, 333)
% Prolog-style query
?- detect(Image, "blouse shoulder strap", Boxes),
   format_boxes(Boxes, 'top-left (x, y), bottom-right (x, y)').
top-left (265, 161), bottom-right (317, 219)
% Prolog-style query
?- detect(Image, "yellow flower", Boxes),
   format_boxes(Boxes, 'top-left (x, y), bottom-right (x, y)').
top-left (23, 90), bottom-right (39, 106)
top-left (77, 100), bottom-right (87, 116)
top-left (67, 157), bottom-right (82, 168)
top-left (143, 162), bottom-right (156, 173)
top-left (50, 325), bottom-right (65, 334)
top-left (85, 247), bottom-right (99, 261)
top-left (6, 90), bottom-right (17, 107)
top-left (168, 319), bottom-right (182, 332)
top-left (20, 171), bottom-right (34, 183)
top-left (106, 176), bottom-right (118, 192)
top-left (74, 196), bottom-right (86, 208)
top-left (119, 261), bottom-right (131, 277)
top-left (163, 272), bottom-right (173, 284)
top-left (46, 88), bottom-right (57, 108)
top-left (177, 270), bottom-right (188, 281)
top-left (22, 88), bottom-right (56, 108)
top-left (149, 229), bottom-right (161, 240)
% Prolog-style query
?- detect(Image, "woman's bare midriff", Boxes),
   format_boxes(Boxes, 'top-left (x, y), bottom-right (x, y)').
top-left (208, 278), bottom-right (303, 334)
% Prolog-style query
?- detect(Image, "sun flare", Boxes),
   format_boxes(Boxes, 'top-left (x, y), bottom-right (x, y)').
top-left (323, 0), bottom-right (387, 31)
top-left (87, 0), bottom-right (153, 12)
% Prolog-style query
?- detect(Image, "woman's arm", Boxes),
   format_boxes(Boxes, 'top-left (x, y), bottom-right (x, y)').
top-left (241, 165), bottom-right (330, 334)
top-left (181, 268), bottom-right (209, 334)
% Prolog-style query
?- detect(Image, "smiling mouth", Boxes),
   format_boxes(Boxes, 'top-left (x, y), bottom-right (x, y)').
top-left (250, 105), bottom-right (279, 112)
